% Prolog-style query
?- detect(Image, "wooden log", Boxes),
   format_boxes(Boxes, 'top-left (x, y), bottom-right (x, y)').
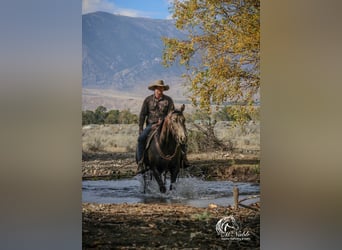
top-left (238, 203), bottom-right (259, 212)
top-left (238, 195), bottom-right (260, 203)
top-left (233, 186), bottom-right (239, 210)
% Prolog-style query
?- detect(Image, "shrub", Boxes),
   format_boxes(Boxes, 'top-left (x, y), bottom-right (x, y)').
top-left (187, 129), bottom-right (207, 153)
top-left (86, 138), bottom-right (103, 152)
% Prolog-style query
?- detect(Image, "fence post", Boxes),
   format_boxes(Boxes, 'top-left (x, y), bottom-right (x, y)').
top-left (233, 186), bottom-right (239, 210)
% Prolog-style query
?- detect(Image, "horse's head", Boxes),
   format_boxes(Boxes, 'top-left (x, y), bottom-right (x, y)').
top-left (167, 104), bottom-right (187, 144)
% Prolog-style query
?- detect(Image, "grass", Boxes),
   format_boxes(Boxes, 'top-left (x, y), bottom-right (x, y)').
top-left (253, 164), bottom-right (260, 175)
top-left (82, 124), bottom-right (138, 153)
top-left (191, 211), bottom-right (211, 221)
top-left (82, 122), bottom-right (260, 154)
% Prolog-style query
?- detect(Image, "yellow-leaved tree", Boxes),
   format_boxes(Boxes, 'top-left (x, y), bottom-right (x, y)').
top-left (163, 0), bottom-right (260, 124)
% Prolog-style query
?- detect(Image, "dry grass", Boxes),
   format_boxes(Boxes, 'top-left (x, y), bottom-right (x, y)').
top-left (82, 124), bottom-right (138, 153)
top-left (82, 121), bottom-right (260, 154)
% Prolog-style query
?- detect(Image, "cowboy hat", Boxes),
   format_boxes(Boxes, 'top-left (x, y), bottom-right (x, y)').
top-left (148, 80), bottom-right (170, 91)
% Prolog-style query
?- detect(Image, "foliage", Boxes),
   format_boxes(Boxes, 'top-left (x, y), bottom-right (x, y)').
top-left (187, 129), bottom-right (207, 153)
top-left (82, 106), bottom-right (138, 125)
top-left (213, 106), bottom-right (234, 121)
top-left (191, 211), bottom-right (211, 221)
top-left (191, 109), bottom-right (211, 124)
top-left (82, 110), bottom-right (96, 125)
top-left (95, 106), bottom-right (107, 124)
top-left (213, 105), bottom-right (259, 122)
top-left (253, 164), bottom-right (260, 175)
top-left (105, 110), bottom-right (120, 124)
top-left (118, 109), bottom-right (138, 124)
top-left (163, 0), bottom-right (260, 124)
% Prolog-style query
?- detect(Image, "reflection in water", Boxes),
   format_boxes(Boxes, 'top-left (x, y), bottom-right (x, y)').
top-left (82, 176), bottom-right (260, 208)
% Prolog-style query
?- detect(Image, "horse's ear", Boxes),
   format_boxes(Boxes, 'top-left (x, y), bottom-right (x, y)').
top-left (168, 109), bottom-right (173, 115)
top-left (180, 104), bottom-right (185, 112)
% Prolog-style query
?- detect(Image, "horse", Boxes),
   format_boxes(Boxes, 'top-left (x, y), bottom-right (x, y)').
top-left (139, 104), bottom-right (187, 193)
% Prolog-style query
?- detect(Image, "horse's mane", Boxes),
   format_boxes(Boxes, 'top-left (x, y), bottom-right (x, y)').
top-left (159, 113), bottom-right (171, 144)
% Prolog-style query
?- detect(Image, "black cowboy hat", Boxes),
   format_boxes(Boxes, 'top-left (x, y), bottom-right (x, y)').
top-left (148, 80), bottom-right (170, 91)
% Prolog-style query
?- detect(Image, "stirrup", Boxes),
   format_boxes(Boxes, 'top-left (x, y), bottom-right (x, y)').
top-left (136, 158), bottom-right (148, 174)
top-left (137, 159), bottom-right (143, 169)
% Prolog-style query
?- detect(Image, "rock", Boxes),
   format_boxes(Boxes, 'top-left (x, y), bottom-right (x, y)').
top-left (190, 232), bottom-right (202, 239)
top-left (208, 203), bottom-right (218, 209)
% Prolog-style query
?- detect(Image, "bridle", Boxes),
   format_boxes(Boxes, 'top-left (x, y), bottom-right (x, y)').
top-left (154, 133), bottom-right (180, 161)
top-left (154, 111), bottom-right (184, 161)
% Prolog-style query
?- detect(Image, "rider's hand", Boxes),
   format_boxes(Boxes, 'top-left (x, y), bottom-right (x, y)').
top-left (139, 129), bottom-right (143, 135)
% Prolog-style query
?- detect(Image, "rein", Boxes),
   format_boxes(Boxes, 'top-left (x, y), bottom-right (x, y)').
top-left (154, 133), bottom-right (180, 161)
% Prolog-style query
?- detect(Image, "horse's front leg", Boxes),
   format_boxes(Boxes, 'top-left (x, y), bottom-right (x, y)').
top-left (169, 162), bottom-right (180, 191)
top-left (151, 167), bottom-right (166, 193)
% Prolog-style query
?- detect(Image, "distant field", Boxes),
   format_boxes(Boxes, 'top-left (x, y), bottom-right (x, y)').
top-left (82, 87), bottom-right (191, 114)
top-left (82, 88), bottom-right (145, 114)
top-left (82, 121), bottom-right (260, 154)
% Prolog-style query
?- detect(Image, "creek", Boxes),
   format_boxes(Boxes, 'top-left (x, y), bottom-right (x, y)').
top-left (82, 176), bottom-right (259, 208)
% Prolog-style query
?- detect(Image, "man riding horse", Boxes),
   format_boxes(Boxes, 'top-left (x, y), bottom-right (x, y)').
top-left (137, 80), bottom-right (190, 172)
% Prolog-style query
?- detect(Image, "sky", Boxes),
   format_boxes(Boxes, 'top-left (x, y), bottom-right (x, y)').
top-left (82, 0), bottom-right (173, 19)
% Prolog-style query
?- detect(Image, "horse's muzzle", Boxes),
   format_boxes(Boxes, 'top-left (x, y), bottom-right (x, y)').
top-left (179, 135), bottom-right (187, 144)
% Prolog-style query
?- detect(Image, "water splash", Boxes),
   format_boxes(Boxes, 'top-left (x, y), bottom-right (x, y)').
top-left (83, 176), bottom-right (259, 207)
top-left (135, 174), bottom-right (257, 201)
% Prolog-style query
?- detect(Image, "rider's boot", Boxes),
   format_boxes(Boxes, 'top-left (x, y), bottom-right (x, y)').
top-left (137, 158), bottom-right (144, 173)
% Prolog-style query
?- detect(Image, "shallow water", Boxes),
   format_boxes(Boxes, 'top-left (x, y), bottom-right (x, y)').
top-left (82, 176), bottom-right (259, 208)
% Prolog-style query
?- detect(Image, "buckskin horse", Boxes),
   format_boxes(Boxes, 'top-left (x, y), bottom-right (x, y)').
top-left (137, 104), bottom-right (187, 193)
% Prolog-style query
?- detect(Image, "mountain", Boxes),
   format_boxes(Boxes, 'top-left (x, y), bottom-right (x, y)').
top-left (82, 11), bottom-right (187, 93)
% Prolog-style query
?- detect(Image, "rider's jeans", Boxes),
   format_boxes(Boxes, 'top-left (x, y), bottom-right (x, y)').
top-left (137, 124), bottom-right (153, 162)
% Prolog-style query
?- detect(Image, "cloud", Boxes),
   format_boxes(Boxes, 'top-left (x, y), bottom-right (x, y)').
top-left (116, 9), bottom-right (146, 18)
top-left (82, 0), bottom-right (116, 14)
top-left (82, 0), bottom-right (152, 18)
top-left (165, 0), bottom-right (175, 19)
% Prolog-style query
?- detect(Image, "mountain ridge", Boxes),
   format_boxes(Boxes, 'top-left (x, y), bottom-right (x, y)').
top-left (82, 11), bottom-right (187, 95)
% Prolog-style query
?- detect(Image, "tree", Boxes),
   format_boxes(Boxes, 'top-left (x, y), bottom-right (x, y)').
top-left (213, 106), bottom-right (233, 121)
top-left (163, 0), bottom-right (260, 124)
top-left (82, 107), bottom-right (139, 125)
top-left (191, 109), bottom-right (211, 124)
top-left (118, 109), bottom-right (138, 124)
top-left (82, 110), bottom-right (96, 125)
top-left (105, 109), bottom-right (120, 124)
top-left (94, 106), bottom-right (107, 124)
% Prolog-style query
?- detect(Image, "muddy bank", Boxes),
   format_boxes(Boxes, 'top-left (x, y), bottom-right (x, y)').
top-left (82, 151), bottom-right (260, 183)
top-left (188, 153), bottom-right (260, 182)
top-left (82, 202), bottom-right (260, 249)
top-left (82, 152), bottom-right (137, 180)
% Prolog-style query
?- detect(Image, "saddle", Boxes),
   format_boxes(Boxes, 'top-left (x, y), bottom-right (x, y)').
top-left (144, 127), bottom-right (158, 151)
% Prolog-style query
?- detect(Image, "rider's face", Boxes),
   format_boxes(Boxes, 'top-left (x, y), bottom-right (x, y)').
top-left (154, 87), bottom-right (163, 99)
